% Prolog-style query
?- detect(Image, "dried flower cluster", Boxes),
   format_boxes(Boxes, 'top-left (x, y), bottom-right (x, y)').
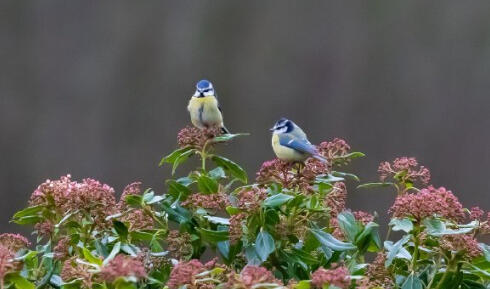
top-left (469, 206), bottom-right (490, 234)
top-left (0, 247), bottom-right (19, 282)
top-left (256, 158), bottom-right (330, 193)
top-left (182, 192), bottom-right (230, 211)
top-left (311, 265), bottom-right (350, 289)
top-left (235, 188), bottom-right (267, 212)
top-left (324, 182), bottom-right (347, 218)
top-left (227, 266), bottom-right (283, 289)
top-left (0, 233), bottom-right (30, 252)
top-left (256, 159), bottom-right (293, 187)
top-left (167, 259), bottom-right (218, 289)
top-left (61, 257), bottom-right (95, 288)
top-left (29, 175), bottom-right (118, 229)
top-left (378, 157), bottom-right (431, 186)
top-left (353, 211), bottom-right (375, 225)
top-left (53, 237), bottom-right (71, 260)
top-left (119, 182), bottom-right (154, 231)
top-left (389, 186), bottom-right (465, 222)
top-left (440, 234), bottom-right (482, 259)
top-left (317, 138), bottom-right (351, 165)
top-left (357, 253), bottom-right (394, 289)
top-left (167, 230), bottom-right (193, 260)
top-left (177, 126), bottom-right (222, 149)
top-left (227, 188), bottom-right (269, 243)
top-left (229, 213), bottom-right (246, 244)
top-left (0, 233), bottom-right (30, 282)
top-left (100, 254), bottom-right (147, 283)
top-left (137, 248), bottom-right (170, 273)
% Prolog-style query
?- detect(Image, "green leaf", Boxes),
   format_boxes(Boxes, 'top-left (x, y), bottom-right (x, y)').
top-left (12, 205), bottom-right (45, 224)
top-left (401, 273), bottom-right (424, 289)
top-left (114, 278), bottom-right (137, 289)
top-left (197, 175), bottom-right (219, 194)
top-left (166, 179), bottom-right (192, 200)
top-left (317, 174), bottom-right (344, 183)
top-left (103, 242), bottom-right (121, 266)
top-left (198, 228), bottom-right (229, 243)
top-left (130, 230), bottom-right (154, 241)
top-left (461, 278), bottom-right (486, 289)
top-left (356, 222), bottom-right (382, 252)
top-left (82, 247), bottom-right (102, 265)
top-left (357, 182), bottom-right (395, 189)
top-left (12, 205), bottom-right (43, 219)
top-left (146, 195), bottom-right (164, 205)
top-left (263, 193), bottom-right (294, 207)
top-left (226, 206), bottom-right (241, 215)
top-left (124, 195), bottom-right (143, 208)
top-left (172, 149), bottom-right (195, 175)
top-left (209, 167), bottom-right (226, 180)
top-left (5, 273), bottom-right (35, 289)
top-left (211, 133), bottom-right (249, 143)
top-left (161, 202), bottom-right (192, 224)
top-left (310, 229), bottom-right (356, 252)
top-left (480, 243), bottom-right (490, 262)
top-left (12, 215), bottom-right (43, 225)
top-left (294, 280), bottom-right (311, 289)
top-left (331, 171), bottom-right (360, 182)
top-left (159, 147), bottom-right (192, 166)
top-left (255, 231), bottom-right (275, 262)
top-left (245, 245), bottom-right (261, 265)
top-left (423, 218), bottom-right (475, 236)
top-left (211, 156), bottom-right (248, 184)
top-left (384, 235), bottom-right (411, 267)
top-left (333, 151), bottom-right (365, 164)
top-left (390, 218), bottom-right (414, 233)
top-left (50, 275), bottom-right (63, 287)
top-left (113, 221), bottom-right (129, 240)
top-left (337, 211), bottom-right (362, 243)
top-left (204, 216), bottom-right (230, 225)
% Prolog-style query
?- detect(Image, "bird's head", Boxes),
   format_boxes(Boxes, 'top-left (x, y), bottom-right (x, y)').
top-left (271, 117), bottom-right (294, 134)
top-left (194, 79), bottom-right (215, 97)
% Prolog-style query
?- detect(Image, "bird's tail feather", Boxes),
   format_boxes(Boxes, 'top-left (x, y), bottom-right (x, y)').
top-left (221, 126), bottom-right (230, 134)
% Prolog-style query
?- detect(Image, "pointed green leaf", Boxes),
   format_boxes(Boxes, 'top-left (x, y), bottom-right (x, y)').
top-left (197, 175), bottom-right (219, 194)
top-left (211, 156), bottom-right (248, 183)
top-left (5, 273), bottom-right (35, 289)
top-left (159, 147), bottom-right (193, 166)
top-left (263, 193), bottom-right (294, 207)
top-left (211, 133), bottom-right (249, 143)
top-left (310, 229), bottom-right (356, 252)
top-left (401, 273), bottom-right (424, 289)
top-left (357, 182), bottom-right (395, 189)
top-left (390, 218), bottom-right (414, 233)
top-left (255, 231), bottom-right (275, 262)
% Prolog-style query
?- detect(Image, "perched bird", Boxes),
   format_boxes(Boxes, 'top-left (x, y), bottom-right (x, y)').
top-left (187, 79), bottom-right (229, 134)
top-left (270, 118), bottom-right (327, 162)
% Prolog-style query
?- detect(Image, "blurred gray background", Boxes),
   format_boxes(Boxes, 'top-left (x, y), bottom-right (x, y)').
top-left (1, 1), bottom-right (489, 235)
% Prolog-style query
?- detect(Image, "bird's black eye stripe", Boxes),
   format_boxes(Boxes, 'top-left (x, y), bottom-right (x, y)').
top-left (202, 88), bottom-right (212, 92)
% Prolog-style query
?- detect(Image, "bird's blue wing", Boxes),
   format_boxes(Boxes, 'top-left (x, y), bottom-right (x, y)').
top-left (279, 134), bottom-right (318, 155)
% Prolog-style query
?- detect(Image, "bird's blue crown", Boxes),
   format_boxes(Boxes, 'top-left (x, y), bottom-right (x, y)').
top-left (273, 118), bottom-right (294, 133)
top-left (196, 79), bottom-right (213, 91)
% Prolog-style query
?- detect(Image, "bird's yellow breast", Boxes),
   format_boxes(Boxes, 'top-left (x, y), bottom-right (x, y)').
top-left (272, 134), bottom-right (306, 162)
top-left (187, 96), bottom-right (223, 128)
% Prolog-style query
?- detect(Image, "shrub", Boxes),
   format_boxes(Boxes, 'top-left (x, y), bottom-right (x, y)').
top-left (6, 127), bottom-right (490, 289)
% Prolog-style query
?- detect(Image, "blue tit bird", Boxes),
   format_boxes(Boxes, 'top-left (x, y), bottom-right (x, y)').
top-left (270, 118), bottom-right (327, 163)
top-left (187, 79), bottom-right (230, 134)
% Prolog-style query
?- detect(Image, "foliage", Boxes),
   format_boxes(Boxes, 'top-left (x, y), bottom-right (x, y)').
top-left (4, 127), bottom-right (489, 289)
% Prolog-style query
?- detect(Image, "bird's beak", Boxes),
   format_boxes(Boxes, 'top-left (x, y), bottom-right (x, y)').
top-left (269, 127), bottom-right (276, 131)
